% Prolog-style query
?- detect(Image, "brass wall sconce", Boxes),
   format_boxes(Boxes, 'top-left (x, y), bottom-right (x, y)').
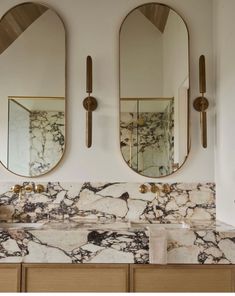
top-left (193, 55), bottom-right (209, 148)
top-left (83, 56), bottom-right (98, 148)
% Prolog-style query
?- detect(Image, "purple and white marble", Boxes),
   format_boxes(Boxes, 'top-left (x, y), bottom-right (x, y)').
top-left (29, 111), bottom-right (65, 176)
top-left (1, 181), bottom-right (231, 265)
top-left (0, 220), bottom-right (235, 264)
top-left (0, 182), bottom-right (215, 223)
top-left (120, 101), bottom-right (174, 177)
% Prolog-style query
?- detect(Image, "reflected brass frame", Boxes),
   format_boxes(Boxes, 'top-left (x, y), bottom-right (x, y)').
top-left (8, 96), bottom-right (65, 113)
top-left (0, 2), bottom-right (67, 178)
top-left (8, 96), bottom-right (65, 99)
top-left (119, 2), bottom-right (191, 178)
top-left (9, 99), bottom-right (32, 114)
top-left (121, 97), bottom-right (174, 101)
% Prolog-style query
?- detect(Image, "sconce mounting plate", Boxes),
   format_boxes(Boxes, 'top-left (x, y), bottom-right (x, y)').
top-left (193, 97), bottom-right (209, 112)
top-left (83, 96), bottom-right (98, 111)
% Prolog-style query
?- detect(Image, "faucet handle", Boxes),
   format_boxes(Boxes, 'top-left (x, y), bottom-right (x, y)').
top-left (162, 183), bottom-right (171, 194)
top-left (139, 184), bottom-right (148, 194)
top-left (35, 184), bottom-right (45, 193)
top-left (150, 184), bottom-right (160, 194)
top-left (24, 184), bottom-right (34, 193)
top-left (11, 184), bottom-right (22, 194)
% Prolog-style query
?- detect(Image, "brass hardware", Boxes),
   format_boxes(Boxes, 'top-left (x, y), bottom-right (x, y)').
top-left (150, 184), bottom-right (160, 194)
top-left (11, 184), bottom-right (22, 194)
top-left (83, 56), bottom-right (98, 148)
top-left (162, 183), bottom-right (171, 194)
top-left (83, 96), bottom-right (98, 147)
top-left (11, 183), bottom-right (45, 195)
top-left (11, 184), bottom-right (24, 199)
top-left (24, 184), bottom-right (34, 193)
top-left (172, 163), bottom-right (179, 171)
top-left (199, 55), bottom-right (206, 93)
top-left (193, 55), bottom-right (209, 148)
top-left (86, 55), bottom-right (92, 94)
top-left (35, 184), bottom-right (45, 193)
top-left (139, 184), bottom-right (171, 195)
top-left (139, 184), bottom-right (148, 194)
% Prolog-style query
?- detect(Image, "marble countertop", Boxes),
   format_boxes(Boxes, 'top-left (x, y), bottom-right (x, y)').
top-left (0, 218), bottom-right (234, 232)
top-left (0, 219), bottom-right (235, 264)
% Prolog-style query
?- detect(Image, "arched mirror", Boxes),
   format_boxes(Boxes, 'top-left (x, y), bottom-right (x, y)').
top-left (119, 3), bottom-right (189, 177)
top-left (0, 2), bottom-right (66, 177)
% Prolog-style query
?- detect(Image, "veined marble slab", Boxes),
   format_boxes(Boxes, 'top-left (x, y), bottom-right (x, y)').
top-left (0, 227), bottom-right (149, 264)
top-left (0, 182), bottom-right (215, 223)
top-left (0, 220), bottom-right (235, 265)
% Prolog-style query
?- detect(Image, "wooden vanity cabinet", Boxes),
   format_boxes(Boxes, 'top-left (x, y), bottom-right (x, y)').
top-left (0, 263), bottom-right (234, 292)
top-left (21, 264), bottom-right (129, 292)
top-left (130, 265), bottom-right (235, 292)
top-left (0, 264), bottom-right (21, 292)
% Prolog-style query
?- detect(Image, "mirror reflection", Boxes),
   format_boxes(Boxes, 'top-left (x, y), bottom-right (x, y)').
top-left (0, 3), bottom-right (66, 177)
top-left (8, 97), bottom-right (65, 176)
top-left (120, 3), bottom-right (189, 177)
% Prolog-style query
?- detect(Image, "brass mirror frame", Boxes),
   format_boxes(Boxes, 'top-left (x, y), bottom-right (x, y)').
top-left (0, 2), bottom-right (67, 178)
top-left (119, 2), bottom-right (190, 178)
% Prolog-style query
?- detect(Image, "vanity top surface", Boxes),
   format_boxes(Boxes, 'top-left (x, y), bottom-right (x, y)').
top-left (0, 219), bottom-right (234, 232)
top-left (0, 218), bottom-right (235, 265)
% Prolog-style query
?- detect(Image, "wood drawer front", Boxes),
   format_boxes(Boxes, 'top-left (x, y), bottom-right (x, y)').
top-left (22, 264), bottom-right (129, 292)
top-left (131, 265), bottom-right (235, 292)
top-left (0, 264), bottom-right (21, 292)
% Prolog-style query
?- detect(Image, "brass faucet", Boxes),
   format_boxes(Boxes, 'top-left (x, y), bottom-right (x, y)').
top-left (11, 183), bottom-right (45, 199)
top-left (11, 184), bottom-right (24, 199)
top-left (139, 183), bottom-right (171, 196)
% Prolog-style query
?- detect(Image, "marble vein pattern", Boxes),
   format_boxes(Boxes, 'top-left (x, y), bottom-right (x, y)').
top-left (1, 222), bottom-right (235, 264)
top-left (120, 104), bottom-right (174, 177)
top-left (0, 182), bottom-right (215, 223)
top-left (0, 228), bottom-right (149, 264)
top-left (29, 111), bottom-right (65, 176)
top-left (167, 228), bottom-right (235, 264)
top-left (0, 230), bottom-right (27, 262)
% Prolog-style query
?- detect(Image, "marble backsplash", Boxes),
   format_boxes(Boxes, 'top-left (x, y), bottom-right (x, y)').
top-left (0, 182), bottom-right (215, 223)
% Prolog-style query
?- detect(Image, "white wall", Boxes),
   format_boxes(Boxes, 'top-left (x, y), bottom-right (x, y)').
top-left (0, 0), bottom-right (215, 182)
top-left (214, 0), bottom-right (235, 226)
